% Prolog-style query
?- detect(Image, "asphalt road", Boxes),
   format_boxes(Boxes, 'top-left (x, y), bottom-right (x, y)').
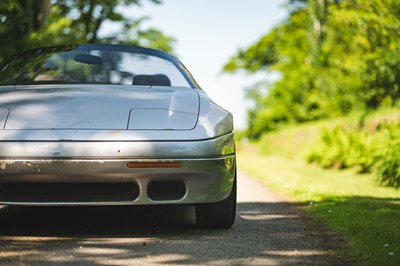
top-left (0, 172), bottom-right (348, 265)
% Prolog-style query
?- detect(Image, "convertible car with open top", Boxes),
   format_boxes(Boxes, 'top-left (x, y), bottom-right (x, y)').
top-left (0, 44), bottom-right (236, 228)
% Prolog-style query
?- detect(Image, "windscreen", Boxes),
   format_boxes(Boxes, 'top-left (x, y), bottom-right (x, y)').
top-left (0, 46), bottom-right (191, 87)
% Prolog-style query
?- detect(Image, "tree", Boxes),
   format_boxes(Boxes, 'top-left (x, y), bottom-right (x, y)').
top-left (224, 0), bottom-right (400, 139)
top-left (0, 0), bottom-right (174, 62)
top-left (0, 0), bottom-right (51, 61)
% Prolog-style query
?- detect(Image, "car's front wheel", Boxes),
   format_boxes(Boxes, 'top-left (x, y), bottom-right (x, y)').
top-left (195, 173), bottom-right (236, 228)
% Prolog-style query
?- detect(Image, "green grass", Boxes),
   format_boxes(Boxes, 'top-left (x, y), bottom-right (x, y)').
top-left (238, 146), bottom-right (400, 266)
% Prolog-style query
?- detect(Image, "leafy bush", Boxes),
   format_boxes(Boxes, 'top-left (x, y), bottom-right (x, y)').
top-left (307, 122), bottom-right (400, 188)
top-left (257, 108), bottom-right (400, 189)
top-left (378, 140), bottom-right (400, 188)
top-left (376, 126), bottom-right (400, 188)
top-left (306, 126), bottom-right (377, 173)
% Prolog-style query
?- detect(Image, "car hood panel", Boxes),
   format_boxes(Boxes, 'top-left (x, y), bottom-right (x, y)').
top-left (0, 85), bottom-right (199, 130)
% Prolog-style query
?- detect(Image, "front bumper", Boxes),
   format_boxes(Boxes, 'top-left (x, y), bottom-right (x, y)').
top-left (0, 134), bottom-right (236, 206)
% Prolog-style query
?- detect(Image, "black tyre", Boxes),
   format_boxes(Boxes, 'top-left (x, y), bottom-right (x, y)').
top-left (195, 173), bottom-right (236, 228)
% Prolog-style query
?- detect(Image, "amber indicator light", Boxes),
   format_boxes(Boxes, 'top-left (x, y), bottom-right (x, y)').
top-left (127, 162), bottom-right (182, 168)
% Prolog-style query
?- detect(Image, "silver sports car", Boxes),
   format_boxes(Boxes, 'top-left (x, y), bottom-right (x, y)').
top-left (0, 44), bottom-right (236, 228)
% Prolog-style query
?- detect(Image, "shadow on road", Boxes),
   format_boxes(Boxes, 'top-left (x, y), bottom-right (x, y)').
top-left (0, 202), bottom-right (348, 265)
top-left (0, 205), bottom-right (198, 236)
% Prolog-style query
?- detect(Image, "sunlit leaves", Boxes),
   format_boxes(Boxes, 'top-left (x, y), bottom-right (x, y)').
top-left (224, 0), bottom-right (400, 139)
top-left (0, 0), bottom-right (175, 62)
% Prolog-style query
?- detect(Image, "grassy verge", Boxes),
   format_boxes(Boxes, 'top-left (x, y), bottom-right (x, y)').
top-left (258, 108), bottom-right (400, 160)
top-left (238, 145), bottom-right (400, 266)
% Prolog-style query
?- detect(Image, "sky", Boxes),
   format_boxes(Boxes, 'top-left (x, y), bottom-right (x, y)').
top-left (113, 0), bottom-right (289, 129)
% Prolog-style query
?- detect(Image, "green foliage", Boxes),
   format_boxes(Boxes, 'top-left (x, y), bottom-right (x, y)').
top-left (0, 0), bottom-right (50, 61)
top-left (378, 140), bottom-right (400, 188)
top-left (256, 108), bottom-right (400, 188)
top-left (306, 126), bottom-right (378, 173)
top-left (224, 0), bottom-right (400, 138)
top-left (306, 118), bottom-right (400, 188)
top-left (376, 126), bottom-right (400, 188)
top-left (0, 0), bottom-right (175, 62)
